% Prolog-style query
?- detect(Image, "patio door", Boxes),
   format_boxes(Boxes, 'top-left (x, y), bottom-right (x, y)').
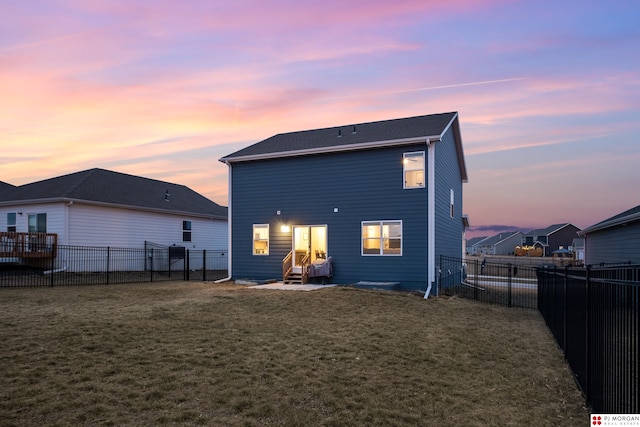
top-left (292, 225), bottom-right (327, 273)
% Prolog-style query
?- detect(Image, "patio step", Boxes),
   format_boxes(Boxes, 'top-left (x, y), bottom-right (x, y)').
top-left (283, 273), bottom-right (302, 284)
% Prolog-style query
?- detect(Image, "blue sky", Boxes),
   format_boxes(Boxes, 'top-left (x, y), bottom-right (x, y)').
top-left (1, 0), bottom-right (639, 237)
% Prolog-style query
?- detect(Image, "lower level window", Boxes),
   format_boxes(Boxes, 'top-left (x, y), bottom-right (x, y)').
top-left (253, 224), bottom-right (269, 255)
top-left (182, 220), bottom-right (192, 242)
top-left (362, 220), bottom-right (402, 256)
top-left (7, 213), bottom-right (16, 232)
top-left (28, 213), bottom-right (46, 233)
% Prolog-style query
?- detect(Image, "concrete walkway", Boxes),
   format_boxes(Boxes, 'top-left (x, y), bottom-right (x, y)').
top-left (248, 283), bottom-right (337, 291)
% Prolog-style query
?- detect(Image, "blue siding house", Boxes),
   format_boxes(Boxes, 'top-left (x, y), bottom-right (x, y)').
top-left (580, 205), bottom-right (640, 265)
top-left (219, 112), bottom-right (468, 296)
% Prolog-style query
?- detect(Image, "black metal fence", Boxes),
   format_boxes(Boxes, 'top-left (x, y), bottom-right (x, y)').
top-left (0, 244), bottom-right (228, 287)
top-left (537, 264), bottom-right (639, 414)
top-left (439, 256), bottom-right (538, 309)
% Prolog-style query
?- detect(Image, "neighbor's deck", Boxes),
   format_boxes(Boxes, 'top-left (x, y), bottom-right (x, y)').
top-left (0, 232), bottom-right (58, 258)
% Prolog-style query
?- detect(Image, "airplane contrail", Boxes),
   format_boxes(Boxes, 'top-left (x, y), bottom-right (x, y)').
top-left (0, 30), bottom-right (101, 52)
top-left (328, 77), bottom-right (528, 100)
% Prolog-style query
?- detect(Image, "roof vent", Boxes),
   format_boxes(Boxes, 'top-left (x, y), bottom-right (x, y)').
top-left (337, 129), bottom-right (342, 137)
top-left (352, 125), bottom-right (356, 133)
top-left (165, 190), bottom-right (170, 202)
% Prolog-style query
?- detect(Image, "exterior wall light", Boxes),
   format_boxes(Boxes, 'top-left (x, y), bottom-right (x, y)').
top-left (280, 224), bottom-right (291, 233)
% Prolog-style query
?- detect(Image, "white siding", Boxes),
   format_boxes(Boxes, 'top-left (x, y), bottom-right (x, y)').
top-left (67, 204), bottom-right (227, 250)
top-left (0, 203), bottom-right (66, 240)
top-left (1, 203), bottom-right (227, 250)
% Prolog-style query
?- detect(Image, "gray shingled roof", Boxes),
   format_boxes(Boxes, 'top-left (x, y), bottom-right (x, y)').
top-left (580, 205), bottom-right (640, 234)
top-left (0, 181), bottom-right (17, 201)
top-left (476, 231), bottom-right (522, 247)
top-left (0, 169), bottom-right (227, 219)
top-left (524, 223), bottom-right (574, 237)
top-left (467, 236), bottom-right (489, 246)
top-left (220, 112), bottom-right (467, 181)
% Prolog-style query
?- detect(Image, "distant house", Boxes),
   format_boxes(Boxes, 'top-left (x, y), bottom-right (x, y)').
top-left (571, 237), bottom-right (585, 265)
top-left (0, 169), bottom-right (228, 269)
top-left (579, 205), bottom-right (640, 265)
top-left (522, 223), bottom-right (581, 257)
top-left (220, 112), bottom-right (468, 295)
top-left (475, 231), bottom-right (523, 256)
top-left (466, 236), bottom-right (488, 256)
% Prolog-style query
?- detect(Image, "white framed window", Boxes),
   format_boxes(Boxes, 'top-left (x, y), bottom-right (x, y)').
top-left (7, 213), bottom-right (16, 232)
top-left (362, 220), bottom-right (402, 256)
top-left (450, 189), bottom-right (455, 218)
top-left (403, 151), bottom-right (425, 189)
top-left (28, 213), bottom-right (46, 233)
top-left (182, 220), bottom-right (192, 242)
top-left (253, 224), bottom-right (269, 255)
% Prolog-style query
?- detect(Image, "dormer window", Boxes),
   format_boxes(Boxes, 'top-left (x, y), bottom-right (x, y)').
top-left (403, 152), bottom-right (425, 189)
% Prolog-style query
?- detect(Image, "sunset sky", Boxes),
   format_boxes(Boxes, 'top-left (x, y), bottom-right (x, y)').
top-left (2, 0), bottom-right (639, 238)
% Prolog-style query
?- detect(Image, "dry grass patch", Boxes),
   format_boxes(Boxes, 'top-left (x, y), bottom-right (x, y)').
top-left (0, 282), bottom-right (588, 426)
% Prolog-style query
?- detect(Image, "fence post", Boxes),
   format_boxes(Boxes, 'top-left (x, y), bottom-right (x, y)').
top-left (508, 263), bottom-right (513, 307)
top-left (50, 247), bottom-right (55, 287)
top-left (106, 247), bottom-right (110, 285)
top-left (474, 259), bottom-right (479, 301)
top-left (150, 248), bottom-right (154, 282)
top-left (203, 250), bottom-right (207, 281)
top-left (585, 264), bottom-right (591, 403)
top-left (563, 265), bottom-right (568, 352)
top-left (185, 249), bottom-right (190, 281)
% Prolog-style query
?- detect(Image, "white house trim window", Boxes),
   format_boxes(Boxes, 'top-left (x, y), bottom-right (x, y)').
top-left (28, 213), bottom-right (46, 233)
top-left (403, 151), bottom-right (425, 189)
top-left (182, 220), bottom-right (192, 242)
top-left (6, 213), bottom-right (16, 232)
top-left (253, 224), bottom-right (269, 255)
top-left (450, 189), bottom-right (455, 218)
top-left (362, 220), bottom-right (402, 256)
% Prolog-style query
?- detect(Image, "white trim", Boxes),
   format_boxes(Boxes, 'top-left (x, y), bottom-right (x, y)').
top-left (252, 224), bottom-right (269, 255)
top-left (361, 220), bottom-right (403, 256)
top-left (220, 135), bottom-right (442, 163)
top-left (425, 140), bottom-right (436, 299)
top-left (450, 189), bottom-right (455, 218)
top-left (227, 164), bottom-right (232, 275)
top-left (403, 151), bottom-right (426, 189)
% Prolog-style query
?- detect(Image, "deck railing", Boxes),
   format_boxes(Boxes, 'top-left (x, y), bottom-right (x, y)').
top-left (282, 251), bottom-right (293, 281)
top-left (0, 232), bottom-right (58, 258)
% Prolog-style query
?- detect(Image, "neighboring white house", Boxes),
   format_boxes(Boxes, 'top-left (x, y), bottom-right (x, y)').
top-left (466, 236), bottom-right (489, 256)
top-left (475, 231), bottom-right (523, 256)
top-left (0, 169), bottom-right (228, 271)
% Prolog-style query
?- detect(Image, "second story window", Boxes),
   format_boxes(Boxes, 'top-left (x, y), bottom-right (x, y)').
top-left (450, 189), bottom-right (455, 218)
top-left (182, 221), bottom-right (192, 242)
top-left (403, 151), bottom-right (425, 189)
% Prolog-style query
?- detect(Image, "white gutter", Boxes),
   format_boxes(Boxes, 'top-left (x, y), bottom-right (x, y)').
top-left (424, 139), bottom-right (436, 299)
top-left (215, 160), bottom-right (232, 284)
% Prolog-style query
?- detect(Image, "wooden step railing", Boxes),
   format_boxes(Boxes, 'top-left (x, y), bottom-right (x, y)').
top-left (282, 250), bottom-right (310, 284)
top-left (282, 251), bottom-right (293, 282)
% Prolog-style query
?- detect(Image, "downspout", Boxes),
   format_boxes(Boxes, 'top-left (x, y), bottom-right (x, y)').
top-left (215, 161), bottom-right (232, 283)
top-left (424, 139), bottom-right (436, 299)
